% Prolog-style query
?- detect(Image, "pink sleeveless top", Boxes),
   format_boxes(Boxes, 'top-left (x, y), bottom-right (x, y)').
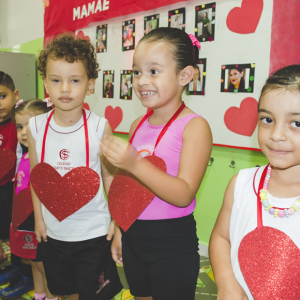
top-left (132, 113), bottom-right (203, 220)
top-left (15, 153), bottom-right (30, 195)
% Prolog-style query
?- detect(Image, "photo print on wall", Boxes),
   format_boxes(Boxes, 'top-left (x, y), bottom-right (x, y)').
top-left (195, 2), bottom-right (216, 42)
top-left (187, 58), bottom-right (207, 96)
top-left (103, 71), bottom-right (114, 98)
top-left (144, 14), bottom-right (160, 35)
top-left (168, 8), bottom-right (185, 31)
top-left (96, 24), bottom-right (107, 53)
top-left (122, 19), bottom-right (135, 51)
top-left (120, 70), bottom-right (133, 100)
top-left (221, 63), bottom-right (255, 93)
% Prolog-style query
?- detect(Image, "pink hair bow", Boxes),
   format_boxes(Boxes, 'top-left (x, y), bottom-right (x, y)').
top-left (15, 99), bottom-right (23, 108)
top-left (43, 97), bottom-right (53, 107)
top-left (188, 34), bottom-right (201, 50)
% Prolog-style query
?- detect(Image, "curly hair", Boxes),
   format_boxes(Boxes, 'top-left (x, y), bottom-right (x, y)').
top-left (38, 34), bottom-right (100, 79)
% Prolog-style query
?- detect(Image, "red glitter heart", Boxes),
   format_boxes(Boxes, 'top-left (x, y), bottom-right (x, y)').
top-left (31, 163), bottom-right (100, 221)
top-left (0, 148), bottom-right (16, 180)
top-left (238, 226), bottom-right (300, 299)
top-left (108, 156), bottom-right (167, 231)
top-left (12, 188), bottom-right (33, 232)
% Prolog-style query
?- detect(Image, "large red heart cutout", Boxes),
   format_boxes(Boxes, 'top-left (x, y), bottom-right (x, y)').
top-left (105, 106), bottom-right (123, 131)
top-left (238, 226), bottom-right (300, 299)
top-left (12, 188), bottom-right (33, 232)
top-left (224, 97), bottom-right (258, 136)
top-left (0, 148), bottom-right (16, 180)
top-left (31, 163), bottom-right (100, 221)
top-left (108, 156), bottom-right (167, 231)
top-left (226, 0), bottom-right (263, 34)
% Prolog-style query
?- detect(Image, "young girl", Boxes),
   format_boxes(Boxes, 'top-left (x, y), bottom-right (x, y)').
top-left (101, 28), bottom-right (212, 300)
top-left (27, 34), bottom-right (122, 300)
top-left (209, 65), bottom-right (300, 300)
top-left (0, 72), bottom-right (22, 264)
top-left (0, 99), bottom-right (53, 300)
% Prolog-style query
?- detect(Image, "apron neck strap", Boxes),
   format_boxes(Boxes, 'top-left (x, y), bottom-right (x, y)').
top-left (254, 165), bottom-right (269, 227)
top-left (41, 109), bottom-right (89, 167)
top-left (129, 102), bottom-right (185, 155)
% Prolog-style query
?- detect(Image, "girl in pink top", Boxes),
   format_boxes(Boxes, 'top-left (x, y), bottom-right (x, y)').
top-left (4, 99), bottom-right (53, 300)
top-left (101, 28), bottom-right (212, 300)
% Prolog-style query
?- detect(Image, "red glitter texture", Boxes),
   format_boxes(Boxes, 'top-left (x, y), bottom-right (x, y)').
top-left (238, 226), bottom-right (300, 299)
top-left (12, 188), bottom-right (33, 231)
top-left (108, 156), bottom-right (167, 232)
top-left (31, 163), bottom-right (100, 222)
top-left (0, 148), bottom-right (16, 180)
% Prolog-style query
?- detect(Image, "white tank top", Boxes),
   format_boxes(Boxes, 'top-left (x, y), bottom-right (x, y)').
top-left (230, 166), bottom-right (300, 299)
top-left (29, 109), bottom-right (110, 242)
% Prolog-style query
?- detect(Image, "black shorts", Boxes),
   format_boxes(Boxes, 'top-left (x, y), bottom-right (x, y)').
top-left (39, 235), bottom-right (122, 299)
top-left (0, 181), bottom-right (14, 239)
top-left (121, 214), bottom-right (200, 300)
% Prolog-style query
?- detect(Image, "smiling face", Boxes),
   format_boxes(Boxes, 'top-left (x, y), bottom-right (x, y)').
top-left (132, 41), bottom-right (187, 109)
top-left (0, 85), bottom-right (19, 122)
top-left (43, 59), bottom-right (94, 112)
top-left (229, 69), bottom-right (243, 87)
top-left (258, 89), bottom-right (300, 169)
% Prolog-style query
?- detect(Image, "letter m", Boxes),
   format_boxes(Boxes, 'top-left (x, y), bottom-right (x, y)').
top-left (73, 7), bottom-right (81, 20)
top-left (88, 2), bottom-right (95, 16)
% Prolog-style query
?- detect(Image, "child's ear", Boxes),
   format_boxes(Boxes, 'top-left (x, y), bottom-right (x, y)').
top-left (14, 89), bottom-right (19, 101)
top-left (43, 78), bottom-right (49, 94)
top-left (86, 79), bottom-right (96, 96)
top-left (179, 66), bottom-right (194, 87)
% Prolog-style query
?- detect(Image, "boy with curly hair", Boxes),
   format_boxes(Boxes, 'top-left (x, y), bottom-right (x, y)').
top-left (27, 35), bottom-right (122, 300)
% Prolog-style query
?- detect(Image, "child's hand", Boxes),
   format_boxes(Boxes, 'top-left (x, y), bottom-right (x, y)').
top-left (217, 282), bottom-right (249, 300)
top-left (111, 225), bottom-right (123, 266)
top-left (100, 135), bottom-right (137, 172)
top-left (35, 219), bottom-right (47, 243)
top-left (106, 219), bottom-right (115, 241)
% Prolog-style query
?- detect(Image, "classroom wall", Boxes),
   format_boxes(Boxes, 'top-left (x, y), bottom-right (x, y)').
top-left (0, 8), bottom-right (269, 248)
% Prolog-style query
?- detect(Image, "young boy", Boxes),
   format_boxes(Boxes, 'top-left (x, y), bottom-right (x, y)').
top-left (27, 35), bottom-right (122, 300)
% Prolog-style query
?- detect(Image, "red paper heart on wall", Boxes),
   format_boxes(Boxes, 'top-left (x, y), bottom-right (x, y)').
top-left (31, 163), bottom-right (100, 221)
top-left (226, 0), bottom-right (263, 34)
top-left (108, 156), bottom-right (167, 231)
top-left (238, 226), bottom-right (300, 299)
top-left (105, 106), bottom-right (123, 131)
top-left (76, 30), bottom-right (91, 42)
top-left (12, 188), bottom-right (33, 231)
top-left (224, 97), bottom-right (258, 136)
top-left (0, 148), bottom-right (16, 180)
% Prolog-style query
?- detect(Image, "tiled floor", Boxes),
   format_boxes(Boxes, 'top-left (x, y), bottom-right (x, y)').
top-left (0, 241), bottom-right (217, 300)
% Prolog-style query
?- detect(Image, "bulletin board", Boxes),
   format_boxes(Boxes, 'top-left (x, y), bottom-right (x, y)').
top-left (44, 0), bottom-right (300, 150)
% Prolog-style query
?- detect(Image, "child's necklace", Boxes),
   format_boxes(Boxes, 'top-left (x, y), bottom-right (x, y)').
top-left (259, 164), bottom-right (300, 218)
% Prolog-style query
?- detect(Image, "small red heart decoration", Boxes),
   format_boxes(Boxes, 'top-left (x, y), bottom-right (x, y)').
top-left (226, 0), bottom-right (263, 34)
top-left (12, 188), bottom-right (33, 231)
top-left (224, 97), bottom-right (258, 136)
top-left (31, 163), bottom-right (100, 221)
top-left (76, 30), bottom-right (91, 42)
top-left (0, 148), bottom-right (16, 180)
top-left (105, 106), bottom-right (123, 131)
top-left (108, 156), bottom-right (167, 231)
top-left (239, 226), bottom-right (300, 299)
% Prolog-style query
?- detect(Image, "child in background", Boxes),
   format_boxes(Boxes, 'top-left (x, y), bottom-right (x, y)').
top-left (209, 65), bottom-right (300, 299)
top-left (101, 28), bottom-right (212, 300)
top-left (0, 99), bottom-right (53, 300)
top-left (0, 72), bottom-right (22, 264)
top-left (27, 35), bottom-right (122, 300)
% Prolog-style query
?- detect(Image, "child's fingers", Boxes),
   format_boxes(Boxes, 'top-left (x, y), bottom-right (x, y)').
top-left (42, 231), bottom-right (47, 242)
top-left (106, 222), bottom-right (115, 241)
top-left (35, 232), bottom-right (41, 243)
